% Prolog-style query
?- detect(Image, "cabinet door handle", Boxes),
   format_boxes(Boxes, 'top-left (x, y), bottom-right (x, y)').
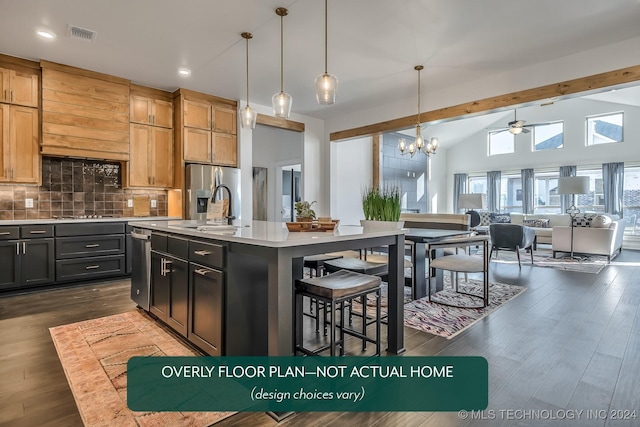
top-left (148, 114), bottom-right (151, 123)
top-left (0, 231), bottom-right (11, 235)
top-left (16, 242), bottom-right (19, 255)
top-left (10, 90), bottom-right (13, 102)
top-left (163, 260), bottom-right (173, 275)
top-left (152, 114), bottom-right (155, 124)
top-left (22, 241), bottom-right (26, 254)
top-left (160, 258), bottom-right (165, 276)
top-left (85, 243), bottom-right (100, 248)
top-left (193, 250), bottom-right (211, 256)
top-left (85, 265), bottom-right (100, 270)
top-left (3, 90), bottom-right (6, 101)
top-left (30, 230), bottom-right (47, 234)
top-left (195, 268), bottom-right (210, 276)
top-left (11, 169), bottom-right (14, 179)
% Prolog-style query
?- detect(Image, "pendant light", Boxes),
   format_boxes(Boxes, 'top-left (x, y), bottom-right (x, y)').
top-left (240, 32), bottom-right (257, 129)
top-left (398, 65), bottom-right (439, 157)
top-left (272, 7), bottom-right (292, 118)
top-left (315, 0), bottom-right (338, 105)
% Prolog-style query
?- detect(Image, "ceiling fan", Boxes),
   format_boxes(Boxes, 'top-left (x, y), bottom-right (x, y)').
top-left (506, 110), bottom-right (533, 134)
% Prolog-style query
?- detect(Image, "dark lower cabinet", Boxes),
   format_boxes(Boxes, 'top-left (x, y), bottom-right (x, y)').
top-left (0, 240), bottom-right (21, 289)
top-left (0, 238), bottom-right (55, 290)
top-left (188, 263), bottom-right (224, 356)
top-left (150, 251), bottom-right (189, 337)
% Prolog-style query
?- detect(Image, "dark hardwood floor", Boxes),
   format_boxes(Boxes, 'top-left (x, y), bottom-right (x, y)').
top-left (1, 249), bottom-right (639, 427)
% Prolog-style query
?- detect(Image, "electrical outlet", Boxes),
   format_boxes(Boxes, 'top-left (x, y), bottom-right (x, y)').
top-left (25, 198), bottom-right (34, 208)
top-left (151, 200), bottom-right (157, 208)
top-left (127, 199), bottom-right (133, 208)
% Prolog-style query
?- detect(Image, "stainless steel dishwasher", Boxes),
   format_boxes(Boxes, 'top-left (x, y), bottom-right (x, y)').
top-left (130, 227), bottom-right (152, 310)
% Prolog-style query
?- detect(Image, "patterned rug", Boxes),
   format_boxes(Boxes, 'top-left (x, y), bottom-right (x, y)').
top-left (404, 278), bottom-right (526, 338)
top-left (477, 247), bottom-right (608, 274)
top-left (351, 277), bottom-right (525, 339)
top-left (49, 310), bottom-right (235, 427)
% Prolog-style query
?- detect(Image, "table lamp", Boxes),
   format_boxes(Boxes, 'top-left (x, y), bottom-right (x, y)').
top-left (458, 193), bottom-right (487, 228)
top-left (557, 176), bottom-right (590, 258)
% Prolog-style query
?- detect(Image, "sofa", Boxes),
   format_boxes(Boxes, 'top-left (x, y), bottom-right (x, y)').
top-left (477, 212), bottom-right (570, 246)
top-left (552, 215), bottom-right (625, 261)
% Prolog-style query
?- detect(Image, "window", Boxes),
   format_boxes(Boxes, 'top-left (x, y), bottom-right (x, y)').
top-left (623, 166), bottom-right (640, 235)
top-left (533, 122), bottom-right (563, 151)
top-left (500, 174), bottom-right (522, 213)
top-left (488, 129), bottom-right (514, 155)
top-left (586, 112), bottom-right (623, 146)
top-left (534, 172), bottom-right (561, 214)
top-left (468, 176), bottom-right (487, 194)
top-left (575, 169), bottom-right (605, 213)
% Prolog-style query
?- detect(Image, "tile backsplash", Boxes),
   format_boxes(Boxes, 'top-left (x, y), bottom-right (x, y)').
top-left (0, 157), bottom-right (168, 220)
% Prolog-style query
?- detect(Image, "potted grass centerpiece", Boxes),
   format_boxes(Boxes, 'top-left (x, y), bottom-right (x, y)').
top-left (360, 185), bottom-right (404, 232)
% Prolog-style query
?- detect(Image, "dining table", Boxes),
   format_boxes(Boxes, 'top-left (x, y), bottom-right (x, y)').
top-left (404, 228), bottom-right (472, 299)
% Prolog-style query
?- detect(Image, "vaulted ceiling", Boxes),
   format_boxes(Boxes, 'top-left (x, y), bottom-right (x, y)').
top-left (2, 0), bottom-right (640, 121)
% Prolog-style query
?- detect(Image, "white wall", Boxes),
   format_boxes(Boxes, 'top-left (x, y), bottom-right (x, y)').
top-left (237, 102), bottom-right (327, 222)
top-left (252, 124), bottom-right (303, 221)
top-left (428, 147), bottom-right (448, 213)
top-left (444, 98), bottom-right (640, 211)
top-left (330, 136), bottom-right (372, 225)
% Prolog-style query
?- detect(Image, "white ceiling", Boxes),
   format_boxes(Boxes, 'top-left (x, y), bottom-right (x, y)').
top-left (1, 0), bottom-right (640, 121)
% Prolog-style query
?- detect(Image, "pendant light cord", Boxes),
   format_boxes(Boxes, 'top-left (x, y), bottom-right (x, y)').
top-left (417, 68), bottom-right (421, 125)
top-left (280, 14), bottom-right (284, 92)
top-left (246, 37), bottom-right (250, 105)
top-left (324, 0), bottom-right (328, 74)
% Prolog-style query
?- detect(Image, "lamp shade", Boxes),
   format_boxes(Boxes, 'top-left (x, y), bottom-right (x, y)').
top-left (557, 176), bottom-right (589, 195)
top-left (458, 193), bottom-right (487, 210)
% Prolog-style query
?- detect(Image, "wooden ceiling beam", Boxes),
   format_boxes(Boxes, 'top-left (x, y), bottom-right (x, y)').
top-left (330, 64), bottom-right (640, 142)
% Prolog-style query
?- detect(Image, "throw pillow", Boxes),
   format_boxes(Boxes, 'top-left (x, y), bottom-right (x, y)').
top-left (490, 213), bottom-right (511, 223)
top-left (591, 215), bottom-right (612, 228)
top-left (572, 213), bottom-right (597, 227)
top-left (523, 218), bottom-right (550, 228)
top-left (478, 211), bottom-right (492, 227)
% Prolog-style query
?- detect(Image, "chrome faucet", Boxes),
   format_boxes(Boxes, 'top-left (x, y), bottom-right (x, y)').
top-left (212, 184), bottom-right (235, 225)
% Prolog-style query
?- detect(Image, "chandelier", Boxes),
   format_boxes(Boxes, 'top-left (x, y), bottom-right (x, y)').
top-left (398, 65), bottom-right (439, 157)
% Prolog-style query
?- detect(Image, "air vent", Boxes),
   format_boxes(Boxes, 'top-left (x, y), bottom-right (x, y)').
top-left (67, 25), bottom-right (97, 43)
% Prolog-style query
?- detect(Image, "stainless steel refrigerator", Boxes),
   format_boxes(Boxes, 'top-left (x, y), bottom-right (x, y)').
top-left (185, 164), bottom-right (241, 221)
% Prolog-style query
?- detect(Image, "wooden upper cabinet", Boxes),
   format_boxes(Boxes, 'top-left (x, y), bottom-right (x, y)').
top-left (183, 127), bottom-right (211, 162)
top-left (129, 123), bottom-right (173, 188)
top-left (211, 133), bottom-right (237, 167)
top-left (0, 104), bottom-right (8, 182)
top-left (184, 99), bottom-right (211, 130)
top-left (213, 106), bottom-right (236, 135)
top-left (0, 67), bottom-right (38, 108)
top-left (130, 94), bottom-right (172, 128)
top-left (151, 127), bottom-right (173, 187)
top-left (0, 105), bottom-right (39, 184)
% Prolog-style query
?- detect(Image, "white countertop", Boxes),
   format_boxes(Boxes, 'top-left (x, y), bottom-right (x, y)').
top-left (132, 220), bottom-right (405, 248)
top-left (0, 216), bottom-right (180, 226)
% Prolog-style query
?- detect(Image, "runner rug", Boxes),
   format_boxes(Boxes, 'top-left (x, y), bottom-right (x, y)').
top-left (49, 310), bottom-right (235, 427)
top-left (352, 277), bottom-right (525, 339)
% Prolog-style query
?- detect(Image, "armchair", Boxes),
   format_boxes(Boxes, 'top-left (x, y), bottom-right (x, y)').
top-left (489, 223), bottom-right (536, 268)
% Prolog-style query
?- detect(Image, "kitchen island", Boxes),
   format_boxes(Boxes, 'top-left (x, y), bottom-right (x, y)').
top-left (131, 220), bottom-right (406, 356)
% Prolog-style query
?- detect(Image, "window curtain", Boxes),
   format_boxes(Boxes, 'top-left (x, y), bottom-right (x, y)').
top-left (453, 173), bottom-right (467, 213)
top-left (602, 162), bottom-right (624, 216)
top-left (486, 171), bottom-right (501, 213)
top-left (521, 168), bottom-right (534, 214)
top-left (559, 165), bottom-right (577, 213)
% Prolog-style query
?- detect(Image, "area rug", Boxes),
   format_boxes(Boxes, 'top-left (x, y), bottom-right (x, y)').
top-left (404, 278), bottom-right (525, 338)
top-left (476, 247), bottom-right (608, 274)
top-left (49, 310), bottom-right (235, 427)
top-left (351, 277), bottom-right (525, 339)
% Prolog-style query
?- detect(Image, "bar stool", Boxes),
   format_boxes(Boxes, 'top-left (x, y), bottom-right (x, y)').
top-left (295, 270), bottom-right (382, 356)
top-left (302, 253), bottom-right (344, 332)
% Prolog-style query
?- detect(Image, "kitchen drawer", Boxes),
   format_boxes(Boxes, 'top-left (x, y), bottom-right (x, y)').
top-left (55, 222), bottom-right (125, 237)
top-left (56, 235), bottom-right (125, 259)
top-left (152, 233), bottom-right (189, 259)
top-left (21, 225), bottom-right (54, 238)
top-left (56, 254), bottom-right (126, 282)
top-left (0, 226), bottom-right (20, 240)
top-left (151, 232), bottom-right (168, 252)
top-left (189, 240), bottom-right (225, 269)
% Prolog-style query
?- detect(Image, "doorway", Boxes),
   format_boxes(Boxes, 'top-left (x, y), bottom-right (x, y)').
top-left (281, 164), bottom-right (301, 222)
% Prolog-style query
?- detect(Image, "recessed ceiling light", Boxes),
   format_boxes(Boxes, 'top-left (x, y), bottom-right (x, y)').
top-left (178, 68), bottom-right (191, 76)
top-left (37, 30), bottom-right (56, 39)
